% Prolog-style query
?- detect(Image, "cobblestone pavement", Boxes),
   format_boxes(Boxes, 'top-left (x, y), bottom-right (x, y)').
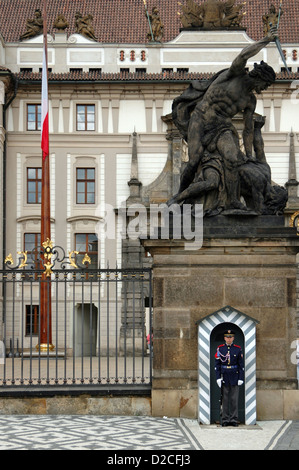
top-left (0, 415), bottom-right (297, 450)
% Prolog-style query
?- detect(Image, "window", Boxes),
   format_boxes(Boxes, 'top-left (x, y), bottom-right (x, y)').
top-left (38, 68), bottom-right (52, 73)
top-left (89, 68), bottom-right (102, 74)
top-left (25, 305), bottom-right (39, 336)
top-left (24, 233), bottom-right (41, 269)
top-left (76, 168), bottom-right (95, 204)
top-left (76, 105), bottom-right (95, 131)
top-left (75, 233), bottom-right (98, 269)
top-left (27, 168), bottom-right (42, 204)
top-left (135, 68), bottom-right (147, 74)
top-left (27, 104), bottom-right (41, 131)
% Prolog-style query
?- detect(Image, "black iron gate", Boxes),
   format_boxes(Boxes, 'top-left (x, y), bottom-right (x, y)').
top-left (0, 243), bottom-right (152, 391)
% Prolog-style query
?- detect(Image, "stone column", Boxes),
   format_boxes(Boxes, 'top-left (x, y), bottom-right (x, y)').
top-left (285, 131), bottom-right (299, 213)
top-left (119, 132), bottom-right (147, 355)
top-left (161, 113), bottom-right (184, 197)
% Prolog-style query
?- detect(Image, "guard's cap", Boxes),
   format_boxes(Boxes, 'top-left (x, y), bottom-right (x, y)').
top-left (224, 329), bottom-right (235, 337)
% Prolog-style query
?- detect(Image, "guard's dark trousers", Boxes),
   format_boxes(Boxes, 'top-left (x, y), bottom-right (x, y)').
top-left (222, 384), bottom-right (239, 425)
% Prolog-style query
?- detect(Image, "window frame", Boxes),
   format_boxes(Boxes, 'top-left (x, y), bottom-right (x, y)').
top-left (27, 167), bottom-right (42, 204)
top-left (76, 167), bottom-right (96, 205)
top-left (27, 104), bottom-right (41, 131)
top-left (76, 104), bottom-right (96, 131)
top-left (24, 233), bottom-right (41, 270)
top-left (74, 233), bottom-right (98, 270)
top-left (25, 305), bottom-right (40, 337)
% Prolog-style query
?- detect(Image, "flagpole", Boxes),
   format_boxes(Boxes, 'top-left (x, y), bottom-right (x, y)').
top-left (38, 0), bottom-right (54, 352)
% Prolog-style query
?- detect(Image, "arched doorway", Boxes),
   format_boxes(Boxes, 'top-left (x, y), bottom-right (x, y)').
top-left (197, 305), bottom-right (259, 425)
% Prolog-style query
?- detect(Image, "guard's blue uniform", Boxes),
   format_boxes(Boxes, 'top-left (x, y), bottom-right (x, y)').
top-left (215, 343), bottom-right (244, 386)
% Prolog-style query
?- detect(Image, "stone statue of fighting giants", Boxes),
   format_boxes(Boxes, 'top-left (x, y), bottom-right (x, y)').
top-left (169, 27), bottom-right (287, 216)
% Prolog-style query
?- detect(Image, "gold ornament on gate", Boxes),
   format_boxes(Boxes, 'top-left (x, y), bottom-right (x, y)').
top-left (42, 238), bottom-right (54, 276)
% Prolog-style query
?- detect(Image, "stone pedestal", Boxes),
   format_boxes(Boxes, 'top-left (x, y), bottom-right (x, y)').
top-left (142, 215), bottom-right (299, 420)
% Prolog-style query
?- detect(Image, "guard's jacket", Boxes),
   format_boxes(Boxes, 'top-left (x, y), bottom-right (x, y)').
top-left (215, 343), bottom-right (244, 386)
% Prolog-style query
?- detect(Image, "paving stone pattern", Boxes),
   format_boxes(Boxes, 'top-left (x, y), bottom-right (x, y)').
top-left (0, 415), bottom-right (200, 451)
top-left (0, 415), bottom-right (298, 450)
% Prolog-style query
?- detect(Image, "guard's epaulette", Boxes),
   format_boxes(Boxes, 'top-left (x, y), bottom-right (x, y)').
top-left (217, 344), bottom-right (225, 348)
top-left (234, 344), bottom-right (241, 348)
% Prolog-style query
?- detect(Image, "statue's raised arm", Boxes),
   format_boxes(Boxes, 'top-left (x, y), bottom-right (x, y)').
top-left (228, 27), bottom-right (278, 77)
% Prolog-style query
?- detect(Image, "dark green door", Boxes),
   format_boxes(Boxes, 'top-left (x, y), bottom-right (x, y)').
top-left (210, 322), bottom-right (245, 424)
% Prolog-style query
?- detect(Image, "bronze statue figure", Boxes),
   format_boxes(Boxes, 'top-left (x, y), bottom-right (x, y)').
top-left (222, 0), bottom-right (246, 28)
top-left (53, 14), bottom-right (69, 31)
top-left (179, 0), bottom-right (245, 30)
top-left (262, 4), bottom-right (283, 36)
top-left (20, 9), bottom-right (43, 40)
top-left (201, 0), bottom-right (225, 29)
top-left (146, 7), bottom-right (164, 42)
top-left (168, 26), bottom-right (287, 215)
top-left (75, 12), bottom-right (97, 41)
top-left (179, 0), bottom-right (204, 28)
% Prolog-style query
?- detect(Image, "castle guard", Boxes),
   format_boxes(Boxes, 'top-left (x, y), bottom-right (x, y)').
top-left (215, 330), bottom-right (244, 426)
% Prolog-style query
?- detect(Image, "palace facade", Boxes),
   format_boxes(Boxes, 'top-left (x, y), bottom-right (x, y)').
top-left (0, 0), bottom-right (298, 365)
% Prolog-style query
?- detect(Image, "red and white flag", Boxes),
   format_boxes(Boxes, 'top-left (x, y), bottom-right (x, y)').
top-left (41, 34), bottom-right (49, 160)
